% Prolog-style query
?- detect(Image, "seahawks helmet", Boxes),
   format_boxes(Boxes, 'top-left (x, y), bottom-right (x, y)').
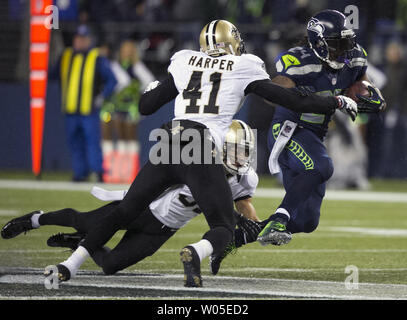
top-left (307, 10), bottom-right (356, 70)
top-left (199, 20), bottom-right (246, 57)
top-left (223, 120), bottom-right (255, 175)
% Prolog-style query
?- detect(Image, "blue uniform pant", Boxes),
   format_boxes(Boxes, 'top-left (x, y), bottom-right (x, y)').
top-left (267, 122), bottom-right (334, 234)
top-left (65, 111), bottom-right (103, 180)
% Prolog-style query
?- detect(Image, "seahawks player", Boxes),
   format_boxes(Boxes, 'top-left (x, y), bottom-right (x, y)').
top-left (32, 19), bottom-right (356, 287)
top-left (257, 10), bottom-right (386, 246)
top-left (1, 121), bottom-right (262, 280)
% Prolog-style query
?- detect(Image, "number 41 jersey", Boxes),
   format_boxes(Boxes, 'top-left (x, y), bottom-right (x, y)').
top-left (168, 49), bottom-right (269, 148)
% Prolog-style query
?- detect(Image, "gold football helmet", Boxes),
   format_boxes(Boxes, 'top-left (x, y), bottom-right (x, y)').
top-left (199, 20), bottom-right (246, 57)
top-left (223, 120), bottom-right (255, 175)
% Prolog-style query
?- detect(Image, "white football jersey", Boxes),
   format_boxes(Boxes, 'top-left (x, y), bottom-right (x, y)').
top-left (91, 168), bottom-right (258, 230)
top-left (167, 49), bottom-right (269, 149)
top-left (148, 168), bottom-right (259, 229)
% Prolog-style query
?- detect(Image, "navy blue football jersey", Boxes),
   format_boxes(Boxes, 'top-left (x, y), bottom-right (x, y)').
top-left (272, 44), bottom-right (368, 139)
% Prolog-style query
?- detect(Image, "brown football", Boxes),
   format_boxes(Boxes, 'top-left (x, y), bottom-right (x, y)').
top-left (346, 80), bottom-right (371, 102)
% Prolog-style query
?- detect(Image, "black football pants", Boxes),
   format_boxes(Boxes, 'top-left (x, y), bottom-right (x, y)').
top-left (80, 120), bottom-right (236, 258)
top-left (40, 203), bottom-right (177, 274)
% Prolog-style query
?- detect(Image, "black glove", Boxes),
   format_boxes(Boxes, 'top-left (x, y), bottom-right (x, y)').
top-left (357, 85), bottom-right (386, 113)
top-left (234, 214), bottom-right (263, 247)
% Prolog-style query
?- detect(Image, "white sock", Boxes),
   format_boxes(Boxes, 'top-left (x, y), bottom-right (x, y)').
top-left (275, 208), bottom-right (290, 220)
top-left (60, 246), bottom-right (90, 277)
top-left (190, 239), bottom-right (213, 261)
top-left (30, 211), bottom-right (44, 228)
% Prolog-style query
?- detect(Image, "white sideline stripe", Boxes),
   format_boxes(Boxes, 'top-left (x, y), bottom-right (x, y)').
top-left (0, 179), bottom-right (406, 202)
top-left (0, 210), bottom-right (19, 216)
top-left (1, 248), bottom-right (407, 254)
top-left (254, 188), bottom-right (407, 203)
top-left (0, 179), bottom-right (129, 191)
top-left (1, 272), bottom-right (406, 300)
top-left (0, 296), bottom-right (218, 300)
top-left (323, 226), bottom-right (407, 236)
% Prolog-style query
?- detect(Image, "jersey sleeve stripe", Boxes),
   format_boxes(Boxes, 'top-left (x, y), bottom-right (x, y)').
top-left (285, 64), bottom-right (322, 75)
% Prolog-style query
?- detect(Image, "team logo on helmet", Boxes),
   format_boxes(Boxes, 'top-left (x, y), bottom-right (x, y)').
top-left (307, 18), bottom-right (325, 36)
top-left (231, 27), bottom-right (240, 41)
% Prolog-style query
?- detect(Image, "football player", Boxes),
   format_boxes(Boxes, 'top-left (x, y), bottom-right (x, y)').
top-left (1, 121), bottom-right (262, 279)
top-left (32, 19), bottom-right (357, 287)
top-left (257, 10), bottom-right (386, 246)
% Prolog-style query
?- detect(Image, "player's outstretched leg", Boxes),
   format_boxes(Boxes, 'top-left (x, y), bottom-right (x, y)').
top-left (1, 210), bottom-right (43, 239)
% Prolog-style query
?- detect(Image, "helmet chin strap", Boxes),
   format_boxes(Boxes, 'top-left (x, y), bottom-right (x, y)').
top-left (323, 58), bottom-right (344, 70)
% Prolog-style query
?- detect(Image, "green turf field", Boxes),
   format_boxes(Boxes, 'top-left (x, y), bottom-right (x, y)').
top-left (0, 174), bottom-right (406, 299)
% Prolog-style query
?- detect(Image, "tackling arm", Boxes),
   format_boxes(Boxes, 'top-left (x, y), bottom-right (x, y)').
top-left (139, 73), bottom-right (179, 115)
top-left (245, 78), bottom-right (339, 114)
top-left (235, 198), bottom-right (260, 222)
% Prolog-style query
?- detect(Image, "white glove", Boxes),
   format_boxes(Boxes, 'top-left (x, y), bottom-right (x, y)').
top-left (144, 80), bottom-right (161, 93)
top-left (335, 95), bottom-right (358, 121)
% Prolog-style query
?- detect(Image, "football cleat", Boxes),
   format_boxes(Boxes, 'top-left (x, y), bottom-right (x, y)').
top-left (257, 220), bottom-right (292, 246)
top-left (44, 263), bottom-right (71, 282)
top-left (209, 242), bottom-right (237, 276)
top-left (180, 246), bottom-right (202, 287)
top-left (1, 210), bottom-right (43, 239)
top-left (47, 232), bottom-right (84, 251)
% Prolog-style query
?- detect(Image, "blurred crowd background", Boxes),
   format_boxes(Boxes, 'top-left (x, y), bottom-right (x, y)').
top-left (1, 0), bottom-right (407, 186)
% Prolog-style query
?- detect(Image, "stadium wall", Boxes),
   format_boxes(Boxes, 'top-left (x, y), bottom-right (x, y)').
top-left (0, 82), bottom-right (248, 172)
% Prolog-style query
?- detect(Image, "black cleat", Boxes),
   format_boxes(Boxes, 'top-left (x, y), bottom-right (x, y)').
top-left (47, 232), bottom-right (84, 251)
top-left (180, 246), bottom-right (202, 287)
top-left (44, 264), bottom-right (71, 282)
top-left (1, 210), bottom-right (42, 239)
top-left (209, 242), bottom-right (237, 276)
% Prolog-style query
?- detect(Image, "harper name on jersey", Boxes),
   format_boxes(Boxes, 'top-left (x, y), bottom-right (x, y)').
top-left (168, 49), bottom-right (269, 149)
top-left (273, 44), bottom-right (368, 140)
top-left (188, 55), bottom-right (234, 71)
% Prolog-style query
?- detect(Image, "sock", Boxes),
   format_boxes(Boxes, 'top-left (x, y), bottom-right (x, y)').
top-left (31, 211), bottom-right (44, 228)
top-left (190, 239), bottom-right (214, 261)
top-left (60, 246), bottom-right (90, 277)
top-left (274, 208), bottom-right (290, 223)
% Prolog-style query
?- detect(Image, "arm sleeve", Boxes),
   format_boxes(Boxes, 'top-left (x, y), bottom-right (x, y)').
top-left (139, 73), bottom-right (179, 115)
top-left (245, 79), bottom-right (338, 114)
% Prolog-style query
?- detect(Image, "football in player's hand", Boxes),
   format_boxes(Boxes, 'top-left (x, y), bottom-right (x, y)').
top-left (345, 80), bottom-right (371, 102)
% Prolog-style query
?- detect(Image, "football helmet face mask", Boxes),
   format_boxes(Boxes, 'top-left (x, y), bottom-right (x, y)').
top-left (223, 120), bottom-right (255, 175)
top-left (199, 20), bottom-right (246, 57)
top-left (307, 10), bottom-right (356, 70)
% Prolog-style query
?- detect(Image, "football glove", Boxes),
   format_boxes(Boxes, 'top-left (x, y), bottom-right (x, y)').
top-left (235, 213), bottom-right (263, 247)
top-left (335, 95), bottom-right (358, 121)
top-left (357, 85), bottom-right (386, 113)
